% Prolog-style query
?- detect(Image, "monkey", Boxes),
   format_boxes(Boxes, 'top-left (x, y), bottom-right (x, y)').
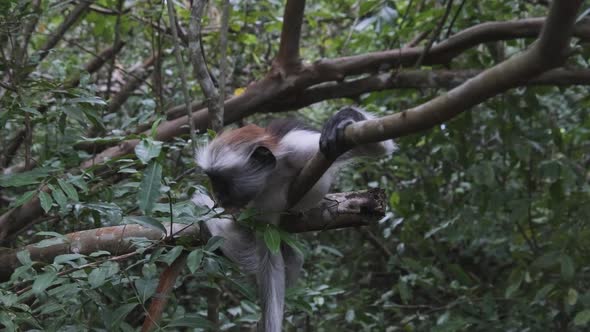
top-left (193, 106), bottom-right (395, 331)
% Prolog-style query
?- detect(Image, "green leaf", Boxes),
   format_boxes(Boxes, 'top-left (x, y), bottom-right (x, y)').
top-left (264, 226), bottom-right (281, 254)
top-left (0, 167), bottom-right (52, 187)
top-left (123, 216), bottom-right (166, 234)
top-left (160, 246), bottom-right (184, 266)
top-left (204, 236), bottom-right (225, 252)
top-left (16, 250), bottom-right (32, 265)
top-left (49, 185), bottom-right (68, 209)
top-left (32, 271), bottom-right (57, 294)
top-left (561, 254), bottom-right (575, 281)
top-left (109, 303), bottom-right (137, 329)
top-left (150, 117), bottom-right (164, 138)
top-left (134, 278), bottom-right (158, 303)
top-left (532, 251), bottom-right (560, 269)
top-left (567, 288), bottom-right (578, 306)
top-left (69, 96), bottom-right (107, 106)
top-left (88, 267), bottom-right (107, 289)
top-left (54, 253), bottom-right (85, 265)
top-left (58, 178), bottom-right (79, 201)
top-left (38, 191), bottom-right (53, 213)
top-left (138, 161), bottom-right (162, 214)
top-left (135, 139), bottom-right (163, 164)
top-left (574, 309), bottom-right (590, 326)
top-left (166, 315), bottom-right (212, 328)
top-left (11, 190), bottom-right (36, 208)
top-left (186, 249), bottom-right (204, 274)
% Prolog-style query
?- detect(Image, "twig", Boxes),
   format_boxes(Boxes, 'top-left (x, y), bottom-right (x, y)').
top-left (188, 0), bottom-right (223, 132)
top-left (415, 0), bottom-right (454, 67)
top-left (218, 0), bottom-right (231, 129)
top-left (38, 0), bottom-right (92, 61)
top-left (166, 1), bottom-right (198, 154)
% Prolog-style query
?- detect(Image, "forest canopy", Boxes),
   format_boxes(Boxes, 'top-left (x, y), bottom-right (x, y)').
top-left (1, 0), bottom-right (589, 331)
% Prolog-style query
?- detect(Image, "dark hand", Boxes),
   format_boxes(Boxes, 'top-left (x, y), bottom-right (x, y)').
top-left (319, 107), bottom-right (366, 160)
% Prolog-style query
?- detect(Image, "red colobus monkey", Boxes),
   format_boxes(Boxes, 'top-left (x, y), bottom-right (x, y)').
top-left (194, 107), bottom-right (395, 331)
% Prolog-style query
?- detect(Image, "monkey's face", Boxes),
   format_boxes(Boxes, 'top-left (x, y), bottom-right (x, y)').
top-left (205, 146), bottom-right (276, 209)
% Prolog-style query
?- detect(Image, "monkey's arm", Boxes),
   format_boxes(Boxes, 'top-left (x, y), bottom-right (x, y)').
top-left (320, 107), bottom-right (395, 160)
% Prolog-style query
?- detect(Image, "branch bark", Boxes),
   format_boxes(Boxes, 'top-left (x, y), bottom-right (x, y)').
top-left (166, 0), bottom-right (198, 152)
top-left (274, 0), bottom-right (306, 72)
top-left (188, 0), bottom-right (222, 132)
top-left (0, 189), bottom-right (384, 282)
top-left (288, 0), bottom-right (583, 206)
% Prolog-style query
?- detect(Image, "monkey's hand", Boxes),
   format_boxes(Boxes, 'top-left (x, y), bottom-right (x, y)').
top-left (320, 107), bottom-right (367, 160)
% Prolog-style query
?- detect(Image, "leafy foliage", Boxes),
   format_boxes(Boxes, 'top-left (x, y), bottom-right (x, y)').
top-left (1, 0), bottom-right (589, 331)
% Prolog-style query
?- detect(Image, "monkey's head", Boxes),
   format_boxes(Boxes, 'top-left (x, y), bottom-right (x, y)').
top-left (196, 125), bottom-right (278, 209)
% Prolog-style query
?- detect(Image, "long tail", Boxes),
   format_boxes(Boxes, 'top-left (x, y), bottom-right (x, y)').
top-left (204, 218), bottom-right (287, 332)
top-left (256, 238), bottom-right (285, 332)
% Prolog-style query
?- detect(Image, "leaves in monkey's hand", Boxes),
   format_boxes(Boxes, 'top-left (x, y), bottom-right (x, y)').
top-left (264, 226), bottom-right (281, 254)
top-left (206, 129), bottom-right (217, 139)
top-left (135, 138), bottom-right (163, 164)
top-left (138, 161), bottom-right (162, 215)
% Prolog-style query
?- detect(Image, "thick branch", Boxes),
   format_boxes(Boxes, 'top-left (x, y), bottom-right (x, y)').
top-left (0, 189), bottom-right (384, 281)
top-left (288, 0), bottom-right (583, 206)
top-left (299, 17), bottom-right (590, 85)
top-left (265, 68), bottom-right (590, 111)
top-left (275, 0), bottom-right (306, 72)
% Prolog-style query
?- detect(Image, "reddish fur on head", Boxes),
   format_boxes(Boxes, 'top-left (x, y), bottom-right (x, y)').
top-left (214, 124), bottom-right (278, 152)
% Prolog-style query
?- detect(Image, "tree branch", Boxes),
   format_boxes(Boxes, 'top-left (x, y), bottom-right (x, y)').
top-left (288, 0), bottom-right (583, 207)
top-left (188, 0), bottom-right (223, 131)
top-left (275, 0), bottom-right (306, 72)
top-left (0, 189), bottom-right (384, 282)
top-left (2, 15), bottom-right (587, 241)
top-left (38, 0), bottom-right (93, 61)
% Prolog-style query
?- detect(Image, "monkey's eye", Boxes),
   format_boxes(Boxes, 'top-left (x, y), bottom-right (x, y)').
top-left (250, 146), bottom-right (276, 166)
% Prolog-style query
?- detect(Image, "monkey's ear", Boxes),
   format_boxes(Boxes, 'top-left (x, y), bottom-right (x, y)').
top-left (250, 146), bottom-right (276, 166)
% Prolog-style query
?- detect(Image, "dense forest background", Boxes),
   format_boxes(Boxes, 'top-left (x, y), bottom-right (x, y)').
top-left (1, 0), bottom-right (590, 331)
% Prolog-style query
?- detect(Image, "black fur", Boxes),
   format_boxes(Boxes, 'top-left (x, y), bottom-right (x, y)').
top-left (320, 107), bottom-right (367, 160)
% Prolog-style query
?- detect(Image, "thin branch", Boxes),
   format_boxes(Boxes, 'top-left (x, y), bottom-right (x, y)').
top-left (166, 1), bottom-right (198, 153)
top-left (188, 0), bottom-right (223, 132)
top-left (17, 0), bottom-right (42, 64)
top-left (287, 0), bottom-right (583, 207)
top-left (445, 0), bottom-right (467, 38)
top-left (218, 0), bottom-right (231, 130)
top-left (415, 0), bottom-right (454, 67)
top-left (275, 0), bottom-right (306, 72)
top-left (38, 0), bottom-right (93, 61)
top-left (105, 0), bottom-right (124, 99)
